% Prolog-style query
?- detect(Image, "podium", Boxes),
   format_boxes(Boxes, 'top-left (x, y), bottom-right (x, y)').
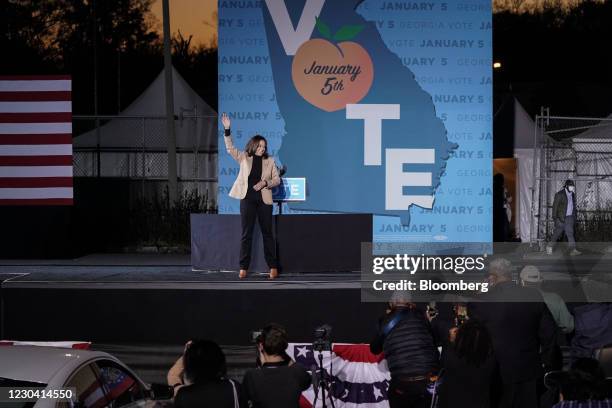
top-left (190, 213), bottom-right (372, 273)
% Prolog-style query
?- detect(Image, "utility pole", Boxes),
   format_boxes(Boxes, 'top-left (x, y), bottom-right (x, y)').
top-left (93, 0), bottom-right (100, 178)
top-left (162, 0), bottom-right (178, 203)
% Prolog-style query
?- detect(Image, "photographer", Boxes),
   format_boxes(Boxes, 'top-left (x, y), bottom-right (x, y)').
top-left (167, 339), bottom-right (247, 408)
top-left (370, 291), bottom-right (440, 408)
top-left (437, 320), bottom-right (497, 408)
top-left (243, 323), bottom-right (311, 408)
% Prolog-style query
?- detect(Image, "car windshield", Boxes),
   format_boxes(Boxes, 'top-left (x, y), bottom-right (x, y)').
top-left (0, 377), bottom-right (46, 408)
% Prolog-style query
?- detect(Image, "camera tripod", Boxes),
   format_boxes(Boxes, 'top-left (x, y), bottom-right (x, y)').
top-left (311, 349), bottom-right (336, 408)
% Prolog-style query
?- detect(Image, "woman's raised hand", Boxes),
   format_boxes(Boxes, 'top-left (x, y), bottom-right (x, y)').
top-left (221, 112), bottom-right (231, 130)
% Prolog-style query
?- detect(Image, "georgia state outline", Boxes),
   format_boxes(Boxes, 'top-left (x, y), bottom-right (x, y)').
top-left (262, 0), bottom-right (457, 225)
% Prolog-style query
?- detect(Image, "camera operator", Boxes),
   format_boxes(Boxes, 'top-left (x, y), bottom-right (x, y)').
top-left (243, 323), bottom-right (311, 408)
top-left (370, 291), bottom-right (440, 408)
top-left (167, 339), bottom-right (247, 408)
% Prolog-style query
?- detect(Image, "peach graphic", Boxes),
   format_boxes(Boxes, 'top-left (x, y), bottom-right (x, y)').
top-left (291, 19), bottom-right (374, 112)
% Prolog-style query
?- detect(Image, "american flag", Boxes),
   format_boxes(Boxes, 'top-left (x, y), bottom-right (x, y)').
top-left (0, 75), bottom-right (73, 205)
top-left (288, 343), bottom-right (391, 408)
top-left (99, 366), bottom-right (136, 400)
top-left (82, 366), bottom-right (135, 408)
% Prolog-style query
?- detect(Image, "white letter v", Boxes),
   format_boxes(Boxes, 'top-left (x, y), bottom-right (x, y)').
top-left (263, 0), bottom-right (325, 56)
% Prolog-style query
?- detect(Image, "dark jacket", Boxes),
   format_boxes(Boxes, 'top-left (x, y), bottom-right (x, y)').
top-left (175, 379), bottom-right (247, 408)
top-left (437, 345), bottom-right (497, 408)
top-left (552, 188), bottom-right (576, 222)
top-left (242, 361), bottom-right (311, 408)
top-left (370, 307), bottom-right (440, 378)
top-left (469, 282), bottom-right (558, 383)
top-left (571, 303), bottom-right (612, 360)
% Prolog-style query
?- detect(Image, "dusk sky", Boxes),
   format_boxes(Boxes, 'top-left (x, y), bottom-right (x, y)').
top-left (150, 0), bottom-right (585, 46)
top-left (151, 0), bottom-right (217, 46)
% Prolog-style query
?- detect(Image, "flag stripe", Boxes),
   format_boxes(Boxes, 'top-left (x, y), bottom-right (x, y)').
top-left (333, 344), bottom-right (385, 364)
top-left (0, 177), bottom-right (73, 188)
top-left (0, 101), bottom-right (72, 113)
top-left (0, 156), bottom-right (72, 165)
top-left (106, 378), bottom-right (135, 400)
top-left (0, 123), bottom-right (72, 134)
top-left (290, 344), bottom-right (392, 407)
top-left (0, 134), bottom-right (72, 145)
top-left (0, 112), bottom-right (72, 123)
top-left (0, 145), bottom-right (72, 156)
top-left (0, 341), bottom-right (90, 349)
top-left (0, 80), bottom-right (71, 92)
top-left (0, 198), bottom-right (73, 205)
top-left (0, 187), bottom-right (73, 199)
top-left (0, 91), bottom-right (72, 102)
top-left (0, 77), bottom-right (73, 206)
top-left (0, 166), bottom-right (73, 177)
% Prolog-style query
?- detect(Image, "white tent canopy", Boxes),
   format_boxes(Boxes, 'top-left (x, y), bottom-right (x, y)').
top-left (512, 98), bottom-right (538, 242)
top-left (74, 66), bottom-right (217, 182)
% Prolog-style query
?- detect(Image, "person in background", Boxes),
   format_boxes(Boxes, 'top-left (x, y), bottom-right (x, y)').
top-left (242, 323), bottom-right (311, 408)
top-left (167, 339), bottom-right (246, 408)
top-left (571, 302), bottom-right (612, 361)
top-left (520, 265), bottom-right (575, 334)
top-left (370, 291), bottom-right (440, 408)
top-left (437, 320), bottom-right (498, 408)
top-left (469, 258), bottom-right (558, 408)
top-left (547, 179), bottom-right (581, 256)
top-left (494, 173), bottom-right (511, 242)
top-left (548, 358), bottom-right (612, 407)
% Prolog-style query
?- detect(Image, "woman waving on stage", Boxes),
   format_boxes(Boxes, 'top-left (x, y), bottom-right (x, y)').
top-left (221, 112), bottom-right (281, 279)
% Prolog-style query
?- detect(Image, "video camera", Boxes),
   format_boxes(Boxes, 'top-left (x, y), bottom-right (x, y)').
top-left (313, 324), bottom-right (332, 352)
top-left (250, 329), bottom-right (263, 344)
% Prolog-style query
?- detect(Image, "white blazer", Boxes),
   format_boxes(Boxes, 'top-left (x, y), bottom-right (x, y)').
top-left (224, 134), bottom-right (280, 205)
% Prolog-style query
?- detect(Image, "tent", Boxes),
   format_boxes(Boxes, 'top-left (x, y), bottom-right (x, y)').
top-left (512, 98), bottom-right (539, 243)
top-left (495, 96), bottom-right (538, 242)
top-left (74, 66), bottom-right (217, 186)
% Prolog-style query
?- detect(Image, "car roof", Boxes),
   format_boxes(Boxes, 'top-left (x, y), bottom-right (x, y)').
top-left (0, 346), bottom-right (114, 384)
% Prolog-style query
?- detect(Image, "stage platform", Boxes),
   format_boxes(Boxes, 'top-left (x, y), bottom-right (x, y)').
top-left (1, 252), bottom-right (611, 347)
top-left (0, 254), bottom-right (380, 346)
top-left (0, 253), bottom-right (362, 289)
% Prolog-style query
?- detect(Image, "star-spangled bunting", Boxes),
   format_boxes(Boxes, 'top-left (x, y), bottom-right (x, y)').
top-left (288, 343), bottom-right (391, 408)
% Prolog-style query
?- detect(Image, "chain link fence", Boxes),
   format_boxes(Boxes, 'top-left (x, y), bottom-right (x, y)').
top-left (532, 113), bottom-right (612, 242)
top-left (72, 114), bottom-right (218, 206)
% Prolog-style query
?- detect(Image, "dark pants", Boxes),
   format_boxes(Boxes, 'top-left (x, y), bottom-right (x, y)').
top-left (240, 197), bottom-right (277, 269)
top-left (551, 215), bottom-right (575, 249)
top-left (499, 380), bottom-right (538, 408)
top-left (388, 378), bottom-right (431, 408)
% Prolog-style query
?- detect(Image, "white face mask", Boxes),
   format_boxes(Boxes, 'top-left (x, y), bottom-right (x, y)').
top-left (568, 185), bottom-right (575, 193)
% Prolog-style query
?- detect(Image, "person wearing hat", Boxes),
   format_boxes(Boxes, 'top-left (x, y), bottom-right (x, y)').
top-left (469, 258), bottom-right (558, 408)
top-left (547, 179), bottom-right (580, 256)
top-left (520, 265), bottom-right (575, 334)
top-left (546, 358), bottom-right (612, 407)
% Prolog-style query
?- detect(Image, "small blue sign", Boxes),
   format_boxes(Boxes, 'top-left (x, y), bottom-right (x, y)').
top-left (273, 178), bottom-right (306, 202)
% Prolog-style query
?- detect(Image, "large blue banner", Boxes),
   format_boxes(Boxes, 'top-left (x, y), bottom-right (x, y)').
top-left (219, 0), bottom-right (492, 243)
